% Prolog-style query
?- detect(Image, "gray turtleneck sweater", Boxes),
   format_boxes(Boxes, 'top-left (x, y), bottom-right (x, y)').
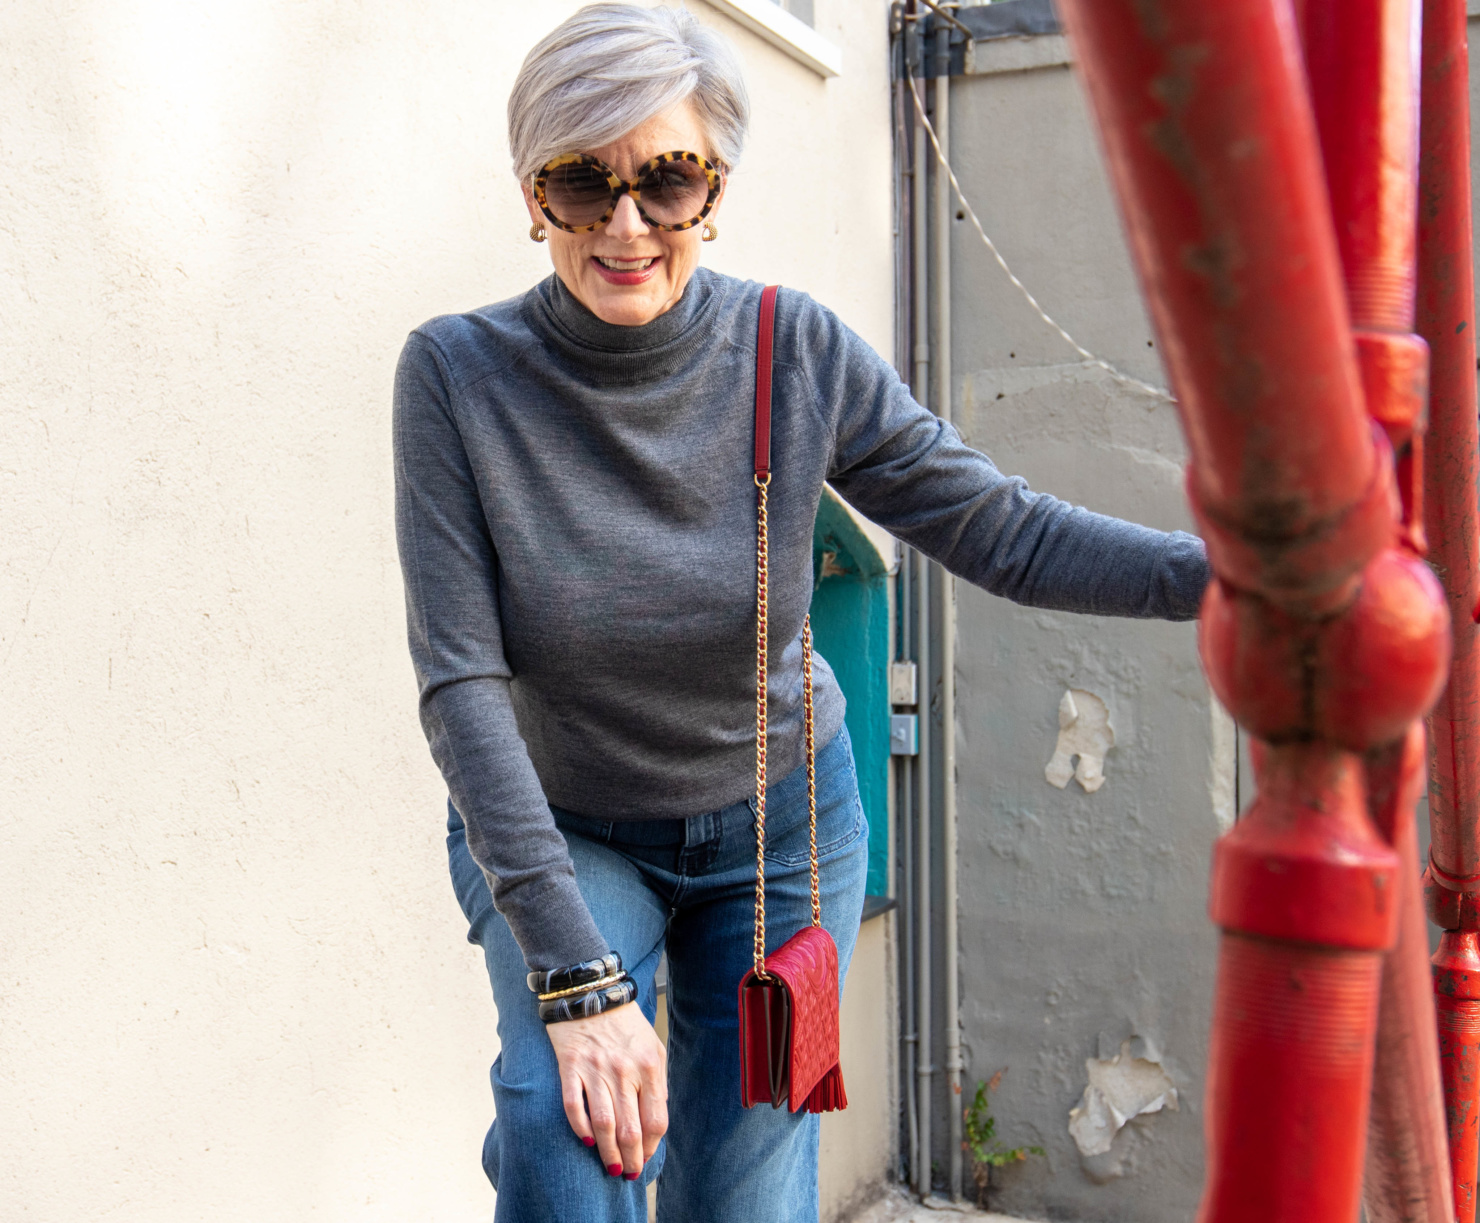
top-left (393, 268), bottom-right (1209, 970)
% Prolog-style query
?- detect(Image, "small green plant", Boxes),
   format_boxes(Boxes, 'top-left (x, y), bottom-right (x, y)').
top-left (963, 1070), bottom-right (1046, 1208)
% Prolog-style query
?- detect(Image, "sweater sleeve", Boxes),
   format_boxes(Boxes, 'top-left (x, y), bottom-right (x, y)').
top-left (796, 300), bottom-right (1211, 621)
top-left (394, 331), bottom-right (609, 971)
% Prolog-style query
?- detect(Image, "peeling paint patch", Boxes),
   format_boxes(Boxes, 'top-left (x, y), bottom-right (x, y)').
top-left (817, 549), bottom-right (849, 580)
top-left (1067, 1038), bottom-right (1179, 1158)
top-left (1045, 689), bottom-right (1114, 792)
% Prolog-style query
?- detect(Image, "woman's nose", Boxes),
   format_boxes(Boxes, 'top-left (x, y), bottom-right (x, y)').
top-left (605, 193), bottom-right (649, 242)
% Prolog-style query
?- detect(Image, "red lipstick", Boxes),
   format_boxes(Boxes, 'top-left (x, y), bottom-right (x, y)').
top-left (590, 255), bottom-right (662, 285)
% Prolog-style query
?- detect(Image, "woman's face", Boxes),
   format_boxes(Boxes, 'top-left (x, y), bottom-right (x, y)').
top-left (524, 100), bottom-right (723, 327)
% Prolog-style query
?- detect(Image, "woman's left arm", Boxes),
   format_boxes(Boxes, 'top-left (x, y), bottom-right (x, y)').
top-left (796, 300), bottom-right (1210, 621)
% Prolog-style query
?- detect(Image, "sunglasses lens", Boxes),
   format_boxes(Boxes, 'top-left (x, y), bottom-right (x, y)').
top-left (638, 159), bottom-right (711, 226)
top-left (542, 162), bottom-right (614, 228)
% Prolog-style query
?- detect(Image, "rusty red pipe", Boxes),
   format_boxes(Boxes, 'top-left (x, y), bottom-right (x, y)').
top-left (1295, 0), bottom-right (1420, 333)
top-left (1295, 4), bottom-right (1452, 1220)
top-left (1419, 0), bottom-right (1480, 898)
top-left (1203, 745), bottom-right (1401, 1223)
top-left (1053, 0), bottom-right (1451, 1219)
top-left (1055, 0), bottom-right (1391, 612)
top-left (1298, 0), bottom-right (1429, 550)
top-left (1365, 726), bottom-right (1455, 1223)
top-left (1435, 927), bottom-right (1480, 1223)
top-left (1417, 0), bottom-right (1480, 1216)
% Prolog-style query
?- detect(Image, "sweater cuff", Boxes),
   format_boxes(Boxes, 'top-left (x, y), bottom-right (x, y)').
top-left (1156, 531), bottom-right (1213, 621)
top-left (493, 869), bottom-right (612, 974)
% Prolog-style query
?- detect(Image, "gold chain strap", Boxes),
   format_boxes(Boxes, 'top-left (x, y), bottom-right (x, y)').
top-left (803, 617), bottom-right (820, 928)
top-left (752, 472), bottom-right (820, 981)
top-left (753, 473), bottom-right (771, 979)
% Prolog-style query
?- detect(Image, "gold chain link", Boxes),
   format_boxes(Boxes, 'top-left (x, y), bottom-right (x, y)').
top-left (754, 473), bottom-right (772, 979)
top-left (752, 473), bottom-right (821, 977)
top-left (803, 616), bottom-right (820, 928)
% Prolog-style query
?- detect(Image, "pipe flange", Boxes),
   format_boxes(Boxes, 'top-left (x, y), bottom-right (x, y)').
top-left (1427, 854), bottom-right (1480, 895)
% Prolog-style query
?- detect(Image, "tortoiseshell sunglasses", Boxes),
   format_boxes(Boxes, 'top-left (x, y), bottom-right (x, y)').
top-left (532, 150), bottom-right (725, 233)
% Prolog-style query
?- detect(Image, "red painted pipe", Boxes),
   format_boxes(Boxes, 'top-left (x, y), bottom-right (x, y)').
top-left (1420, 0), bottom-right (1480, 886)
top-left (1296, 0), bottom-right (1419, 330)
top-left (1418, 1), bottom-right (1480, 1216)
top-left (1298, 0), bottom-right (1429, 549)
top-left (1204, 744), bottom-right (1395, 1223)
top-left (1055, 0), bottom-right (1391, 614)
top-left (1365, 725), bottom-right (1455, 1223)
top-left (1053, 0), bottom-right (1452, 1219)
top-left (1294, 5), bottom-right (1451, 1219)
top-left (1436, 932), bottom-right (1480, 1221)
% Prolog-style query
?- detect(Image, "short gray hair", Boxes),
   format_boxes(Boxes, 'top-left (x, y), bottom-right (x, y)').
top-left (508, 4), bottom-right (750, 181)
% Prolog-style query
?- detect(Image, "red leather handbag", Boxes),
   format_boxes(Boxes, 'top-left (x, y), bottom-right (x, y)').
top-left (737, 284), bottom-right (849, 1115)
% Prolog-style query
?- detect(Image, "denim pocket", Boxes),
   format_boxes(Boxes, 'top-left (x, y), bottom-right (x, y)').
top-left (761, 730), bottom-right (869, 868)
top-left (764, 799), bottom-right (866, 868)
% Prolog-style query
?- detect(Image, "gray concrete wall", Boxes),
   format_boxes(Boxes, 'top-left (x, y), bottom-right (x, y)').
top-left (939, 42), bottom-right (1227, 1222)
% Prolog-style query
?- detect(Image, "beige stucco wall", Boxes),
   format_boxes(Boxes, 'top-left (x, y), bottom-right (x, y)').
top-left (0, 1), bottom-right (895, 1220)
top-left (821, 912), bottom-right (899, 1221)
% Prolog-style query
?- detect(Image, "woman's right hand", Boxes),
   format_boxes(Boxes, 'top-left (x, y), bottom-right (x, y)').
top-left (545, 1001), bottom-right (669, 1179)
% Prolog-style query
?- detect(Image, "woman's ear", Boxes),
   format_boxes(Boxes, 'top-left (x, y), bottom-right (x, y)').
top-left (522, 181), bottom-right (543, 226)
top-left (709, 173), bottom-right (727, 222)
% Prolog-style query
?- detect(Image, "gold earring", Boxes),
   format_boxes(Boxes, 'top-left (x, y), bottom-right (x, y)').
top-left (701, 221), bottom-right (718, 243)
top-left (530, 224), bottom-right (547, 243)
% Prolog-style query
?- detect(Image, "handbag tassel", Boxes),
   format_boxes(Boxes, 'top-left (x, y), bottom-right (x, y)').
top-left (803, 1062), bottom-right (849, 1114)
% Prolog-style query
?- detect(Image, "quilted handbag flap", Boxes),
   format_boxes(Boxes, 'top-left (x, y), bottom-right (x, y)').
top-left (737, 973), bottom-right (789, 1110)
top-left (764, 925), bottom-right (841, 1111)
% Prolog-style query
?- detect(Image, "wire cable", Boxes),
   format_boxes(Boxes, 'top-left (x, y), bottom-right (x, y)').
top-left (906, 72), bottom-right (1175, 404)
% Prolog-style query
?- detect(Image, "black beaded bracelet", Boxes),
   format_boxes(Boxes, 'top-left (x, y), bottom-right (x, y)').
top-left (539, 976), bottom-right (637, 1025)
top-left (527, 952), bottom-right (623, 998)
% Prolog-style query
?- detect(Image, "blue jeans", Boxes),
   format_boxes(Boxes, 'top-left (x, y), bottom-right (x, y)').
top-left (446, 725), bottom-right (870, 1223)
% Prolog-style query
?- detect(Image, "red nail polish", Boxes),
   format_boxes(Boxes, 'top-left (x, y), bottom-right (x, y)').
top-left (608, 1164), bottom-right (622, 1177)
top-left (582, 1137), bottom-right (595, 1147)
top-left (624, 1172), bottom-right (639, 1181)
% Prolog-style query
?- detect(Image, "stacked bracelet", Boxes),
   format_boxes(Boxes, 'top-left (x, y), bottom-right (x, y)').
top-left (527, 952), bottom-right (622, 998)
top-left (539, 976), bottom-right (638, 1025)
top-left (529, 952), bottom-right (636, 1025)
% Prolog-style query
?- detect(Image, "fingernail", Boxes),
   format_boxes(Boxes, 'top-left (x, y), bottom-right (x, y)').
top-left (582, 1137), bottom-right (595, 1147)
top-left (625, 1172), bottom-right (639, 1181)
top-left (608, 1164), bottom-right (622, 1177)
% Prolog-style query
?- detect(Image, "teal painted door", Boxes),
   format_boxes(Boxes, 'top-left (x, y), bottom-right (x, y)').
top-left (810, 489), bottom-right (892, 897)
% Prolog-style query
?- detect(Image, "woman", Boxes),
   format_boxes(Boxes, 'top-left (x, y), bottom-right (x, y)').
top-left (393, 5), bottom-right (1210, 1221)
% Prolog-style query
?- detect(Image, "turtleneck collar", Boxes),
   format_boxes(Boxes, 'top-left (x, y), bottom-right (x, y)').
top-left (534, 266), bottom-right (718, 355)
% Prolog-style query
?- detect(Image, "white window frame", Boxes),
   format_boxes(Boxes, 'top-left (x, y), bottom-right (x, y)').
top-left (701, 0), bottom-right (843, 78)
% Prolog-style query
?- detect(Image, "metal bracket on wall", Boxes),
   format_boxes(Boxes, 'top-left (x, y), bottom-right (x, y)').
top-left (890, 660), bottom-right (919, 706)
top-left (891, 714), bottom-right (920, 757)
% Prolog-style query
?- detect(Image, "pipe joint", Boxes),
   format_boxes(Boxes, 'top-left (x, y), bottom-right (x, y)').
top-left (1435, 931), bottom-right (1480, 1000)
top-left (1357, 331), bottom-right (1430, 439)
top-left (1210, 742), bottom-right (1401, 949)
top-left (1430, 855), bottom-right (1480, 896)
top-left (1357, 331), bottom-right (1431, 551)
top-left (1424, 861), bottom-right (1480, 932)
top-left (1190, 434), bottom-right (1399, 618)
top-left (1200, 547), bottom-right (1451, 750)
